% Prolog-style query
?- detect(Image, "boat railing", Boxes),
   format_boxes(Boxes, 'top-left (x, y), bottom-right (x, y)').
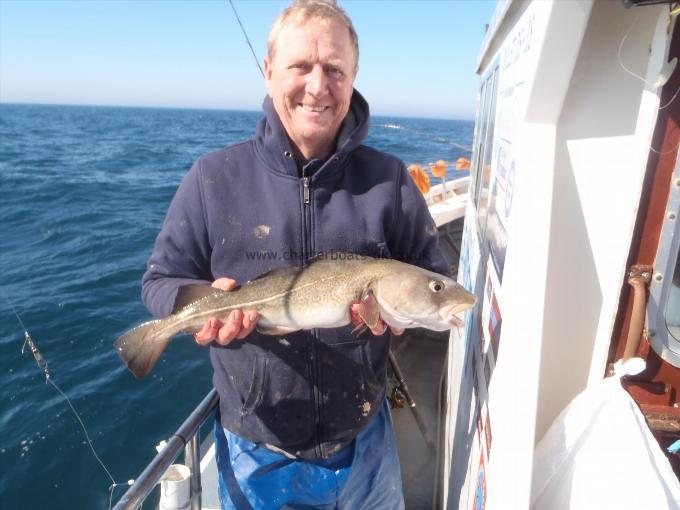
top-left (424, 174), bottom-right (470, 204)
top-left (112, 388), bottom-right (219, 510)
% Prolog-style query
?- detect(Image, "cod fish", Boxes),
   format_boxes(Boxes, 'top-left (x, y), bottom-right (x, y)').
top-left (114, 254), bottom-right (476, 379)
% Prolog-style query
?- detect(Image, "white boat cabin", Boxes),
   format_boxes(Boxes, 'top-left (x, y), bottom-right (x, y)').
top-left (443, 0), bottom-right (680, 508)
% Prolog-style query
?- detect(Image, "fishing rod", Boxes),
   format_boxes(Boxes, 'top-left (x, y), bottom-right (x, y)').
top-left (228, 0), bottom-right (265, 79)
top-left (388, 351), bottom-right (436, 453)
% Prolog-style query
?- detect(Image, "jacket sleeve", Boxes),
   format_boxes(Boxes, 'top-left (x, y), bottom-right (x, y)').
top-left (141, 160), bottom-right (213, 318)
top-left (388, 163), bottom-right (451, 276)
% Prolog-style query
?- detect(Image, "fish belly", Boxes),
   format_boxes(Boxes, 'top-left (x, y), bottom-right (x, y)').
top-left (257, 299), bottom-right (351, 330)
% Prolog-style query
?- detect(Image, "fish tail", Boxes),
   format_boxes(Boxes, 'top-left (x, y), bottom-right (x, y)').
top-left (114, 319), bottom-right (173, 379)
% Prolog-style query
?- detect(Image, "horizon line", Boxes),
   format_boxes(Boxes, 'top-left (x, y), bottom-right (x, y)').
top-left (0, 100), bottom-right (476, 122)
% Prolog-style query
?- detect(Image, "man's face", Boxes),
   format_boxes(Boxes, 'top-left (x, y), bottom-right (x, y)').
top-left (264, 18), bottom-right (357, 159)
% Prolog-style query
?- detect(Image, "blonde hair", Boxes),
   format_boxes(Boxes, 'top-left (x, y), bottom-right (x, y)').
top-left (267, 0), bottom-right (359, 71)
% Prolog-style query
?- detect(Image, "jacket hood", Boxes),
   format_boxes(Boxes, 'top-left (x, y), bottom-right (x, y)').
top-left (255, 89), bottom-right (370, 177)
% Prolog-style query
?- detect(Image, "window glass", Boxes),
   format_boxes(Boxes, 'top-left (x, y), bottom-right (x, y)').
top-left (667, 249), bottom-right (680, 340)
top-left (471, 79), bottom-right (490, 204)
top-left (476, 68), bottom-right (499, 232)
top-left (647, 157), bottom-right (680, 367)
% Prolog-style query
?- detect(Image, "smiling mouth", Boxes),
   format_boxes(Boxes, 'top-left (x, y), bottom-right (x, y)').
top-left (300, 104), bottom-right (329, 113)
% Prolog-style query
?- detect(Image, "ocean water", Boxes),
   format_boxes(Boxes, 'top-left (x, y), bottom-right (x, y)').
top-left (0, 103), bottom-right (473, 509)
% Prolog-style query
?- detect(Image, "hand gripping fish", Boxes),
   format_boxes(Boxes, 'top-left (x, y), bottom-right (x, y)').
top-left (114, 254), bottom-right (477, 379)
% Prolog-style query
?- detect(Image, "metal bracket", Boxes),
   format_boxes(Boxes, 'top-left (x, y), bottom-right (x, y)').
top-left (623, 264), bottom-right (653, 360)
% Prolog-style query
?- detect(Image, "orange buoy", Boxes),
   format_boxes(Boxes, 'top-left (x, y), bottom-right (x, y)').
top-left (432, 159), bottom-right (447, 178)
top-left (455, 157), bottom-right (471, 170)
top-left (408, 164), bottom-right (431, 194)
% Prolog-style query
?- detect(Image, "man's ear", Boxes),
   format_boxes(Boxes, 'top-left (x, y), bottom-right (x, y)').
top-left (263, 57), bottom-right (273, 97)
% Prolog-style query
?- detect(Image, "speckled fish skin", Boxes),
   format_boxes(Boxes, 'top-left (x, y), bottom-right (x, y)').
top-left (114, 253), bottom-right (477, 379)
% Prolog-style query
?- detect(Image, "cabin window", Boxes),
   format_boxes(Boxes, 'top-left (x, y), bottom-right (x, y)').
top-left (648, 155), bottom-right (680, 366)
top-left (471, 77), bottom-right (490, 203)
top-left (667, 248), bottom-right (680, 341)
top-left (472, 66), bottom-right (499, 234)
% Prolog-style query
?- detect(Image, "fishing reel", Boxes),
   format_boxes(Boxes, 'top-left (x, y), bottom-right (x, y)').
top-left (389, 385), bottom-right (407, 409)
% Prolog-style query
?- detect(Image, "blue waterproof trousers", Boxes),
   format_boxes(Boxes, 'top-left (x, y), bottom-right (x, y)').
top-left (214, 399), bottom-right (405, 510)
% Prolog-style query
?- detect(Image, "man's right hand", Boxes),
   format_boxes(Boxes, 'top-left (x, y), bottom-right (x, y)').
top-left (193, 277), bottom-right (259, 346)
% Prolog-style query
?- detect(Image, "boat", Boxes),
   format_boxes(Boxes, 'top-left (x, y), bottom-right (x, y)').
top-left (113, 0), bottom-right (680, 508)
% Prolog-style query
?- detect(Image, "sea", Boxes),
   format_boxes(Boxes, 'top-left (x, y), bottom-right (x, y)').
top-left (0, 103), bottom-right (473, 509)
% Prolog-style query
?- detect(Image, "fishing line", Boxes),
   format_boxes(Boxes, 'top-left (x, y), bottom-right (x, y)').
top-left (617, 15), bottom-right (647, 83)
top-left (617, 10), bottom-right (680, 155)
top-left (228, 0), bottom-right (265, 78)
top-left (658, 83), bottom-right (680, 110)
top-left (618, 11), bottom-right (680, 111)
top-left (1, 286), bottom-right (131, 509)
top-left (649, 138), bottom-right (680, 155)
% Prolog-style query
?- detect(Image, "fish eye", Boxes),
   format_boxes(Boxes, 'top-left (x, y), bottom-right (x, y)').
top-left (429, 280), bottom-right (445, 293)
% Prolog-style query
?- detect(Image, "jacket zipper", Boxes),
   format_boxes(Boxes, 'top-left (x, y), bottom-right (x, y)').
top-left (301, 170), bottom-right (321, 457)
top-left (303, 176), bottom-right (310, 204)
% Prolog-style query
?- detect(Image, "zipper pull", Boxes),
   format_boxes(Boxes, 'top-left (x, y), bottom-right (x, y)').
top-left (303, 177), bottom-right (310, 204)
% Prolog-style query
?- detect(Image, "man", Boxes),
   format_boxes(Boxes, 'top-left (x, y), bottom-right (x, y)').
top-left (142, 1), bottom-right (449, 508)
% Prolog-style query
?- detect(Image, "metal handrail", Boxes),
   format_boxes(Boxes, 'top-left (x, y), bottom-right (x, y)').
top-left (113, 388), bottom-right (220, 510)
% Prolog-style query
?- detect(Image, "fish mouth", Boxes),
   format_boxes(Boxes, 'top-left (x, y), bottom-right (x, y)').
top-left (441, 303), bottom-right (474, 328)
top-left (447, 314), bottom-right (465, 328)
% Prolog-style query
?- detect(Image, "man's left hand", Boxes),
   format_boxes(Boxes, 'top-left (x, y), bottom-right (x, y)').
top-left (349, 294), bottom-right (404, 336)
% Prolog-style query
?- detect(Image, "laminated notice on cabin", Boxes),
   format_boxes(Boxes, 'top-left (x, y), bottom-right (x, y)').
top-left (531, 360), bottom-right (680, 509)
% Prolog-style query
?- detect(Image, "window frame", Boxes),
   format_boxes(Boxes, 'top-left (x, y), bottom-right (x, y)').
top-left (648, 150), bottom-right (680, 367)
top-left (471, 64), bottom-right (500, 240)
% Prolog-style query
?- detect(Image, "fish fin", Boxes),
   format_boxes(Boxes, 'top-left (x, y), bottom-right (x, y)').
top-left (173, 284), bottom-right (226, 314)
top-left (246, 253), bottom-right (370, 284)
top-left (255, 324), bottom-right (300, 336)
top-left (248, 265), bottom-right (303, 283)
top-left (354, 291), bottom-right (382, 329)
top-left (114, 319), bottom-right (173, 379)
top-left (250, 251), bottom-right (371, 282)
top-left (305, 252), bottom-right (373, 265)
top-left (305, 253), bottom-right (329, 264)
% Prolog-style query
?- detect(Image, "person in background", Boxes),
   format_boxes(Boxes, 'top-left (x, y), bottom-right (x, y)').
top-left (141, 1), bottom-right (448, 508)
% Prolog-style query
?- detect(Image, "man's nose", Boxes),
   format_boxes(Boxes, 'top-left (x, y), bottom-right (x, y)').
top-left (305, 64), bottom-right (328, 97)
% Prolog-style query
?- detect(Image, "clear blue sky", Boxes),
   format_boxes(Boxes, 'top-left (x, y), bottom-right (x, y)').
top-left (0, 0), bottom-right (497, 120)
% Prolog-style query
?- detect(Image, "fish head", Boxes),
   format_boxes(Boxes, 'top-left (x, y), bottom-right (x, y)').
top-left (374, 266), bottom-right (477, 331)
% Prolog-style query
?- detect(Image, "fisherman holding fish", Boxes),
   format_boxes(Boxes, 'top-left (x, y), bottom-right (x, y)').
top-left (124, 1), bottom-right (474, 508)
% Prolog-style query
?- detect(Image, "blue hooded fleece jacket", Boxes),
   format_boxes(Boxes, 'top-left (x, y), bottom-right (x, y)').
top-left (141, 90), bottom-right (449, 460)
